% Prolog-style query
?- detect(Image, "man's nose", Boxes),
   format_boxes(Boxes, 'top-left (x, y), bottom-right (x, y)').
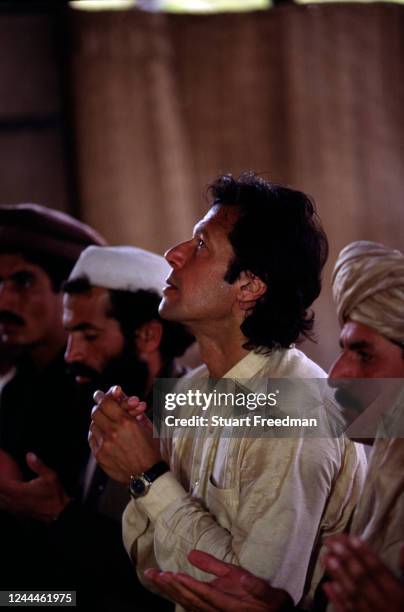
top-left (164, 240), bottom-right (191, 269)
top-left (0, 281), bottom-right (19, 310)
top-left (328, 353), bottom-right (354, 384)
top-left (64, 334), bottom-right (85, 364)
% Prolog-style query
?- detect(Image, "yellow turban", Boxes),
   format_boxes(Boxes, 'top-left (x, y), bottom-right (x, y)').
top-left (332, 241), bottom-right (404, 344)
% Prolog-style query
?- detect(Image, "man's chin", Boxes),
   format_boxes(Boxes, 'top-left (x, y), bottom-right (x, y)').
top-left (0, 329), bottom-right (25, 346)
top-left (0, 333), bottom-right (32, 362)
top-left (158, 298), bottom-right (180, 321)
top-left (75, 375), bottom-right (93, 385)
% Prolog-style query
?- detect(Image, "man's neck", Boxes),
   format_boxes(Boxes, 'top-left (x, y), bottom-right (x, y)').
top-left (194, 326), bottom-right (250, 378)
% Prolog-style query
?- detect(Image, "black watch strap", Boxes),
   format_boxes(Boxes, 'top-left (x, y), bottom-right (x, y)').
top-left (143, 460), bottom-right (169, 483)
top-left (129, 461), bottom-right (170, 499)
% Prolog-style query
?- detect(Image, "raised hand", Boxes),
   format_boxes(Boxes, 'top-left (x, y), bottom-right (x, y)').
top-left (0, 452), bottom-right (70, 522)
top-left (90, 386), bottom-right (161, 483)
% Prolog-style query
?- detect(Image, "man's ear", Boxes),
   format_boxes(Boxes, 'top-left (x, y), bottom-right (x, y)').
top-left (135, 320), bottom-right (163, 355)
top-left (236, 271), bottom-right (267, 312)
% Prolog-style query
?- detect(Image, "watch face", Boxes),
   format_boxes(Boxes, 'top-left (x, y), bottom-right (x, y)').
top-left (130, 478), bottom-right (146, 497)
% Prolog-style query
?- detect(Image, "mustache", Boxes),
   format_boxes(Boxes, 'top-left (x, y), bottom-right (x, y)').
top-left (0, 311), bottom-right (25, 326)
top-left (67, 362), bottom-right (99, 380)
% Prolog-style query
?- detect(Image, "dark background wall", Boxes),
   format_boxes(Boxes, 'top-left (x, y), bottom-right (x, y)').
top-left (1, 3), bottom-right (403, 370)
top-left (0, 6), bottom-right (73, 213)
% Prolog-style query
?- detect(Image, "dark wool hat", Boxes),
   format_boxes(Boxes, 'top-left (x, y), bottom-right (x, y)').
top-left (0, 203), bottom-right (106, 262)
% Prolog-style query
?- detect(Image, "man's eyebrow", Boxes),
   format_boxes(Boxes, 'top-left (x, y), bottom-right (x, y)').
top-left (0, 270), bottom-right (36, 284)
top-left (65, 322), bottom-right (100, 332)
top-left (12, 270), bottom-right (35, 276)
top-left (339, 338), bottom-right (373, 350)
top-left (348, 341), bottom-right (372, 351)
top-left (193, 223), bottom-right (210, 239)
top-left (5, 270), bottom-right (36, 280)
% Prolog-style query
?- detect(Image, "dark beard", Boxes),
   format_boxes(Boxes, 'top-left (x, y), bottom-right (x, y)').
top-left (97, 347), bottom-right (149, 399)
top-left (68, 344), bottom-right (150, 402)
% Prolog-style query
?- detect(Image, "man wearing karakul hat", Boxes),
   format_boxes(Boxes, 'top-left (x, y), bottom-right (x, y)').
top-left (0, 203), bottom-right (106, 483)
top-left (0, 203), bottom-right (106, 481)
top-left (0, 203), bottom-right (105, 589)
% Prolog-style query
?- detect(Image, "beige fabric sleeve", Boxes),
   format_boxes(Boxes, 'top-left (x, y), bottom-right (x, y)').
top-left (122, 436), bottom-right (365, 605)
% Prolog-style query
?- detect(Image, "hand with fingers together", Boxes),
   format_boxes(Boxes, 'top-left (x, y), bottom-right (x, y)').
top-left (144, 550), bottom-right (294, 612)
top-left (0, 451), bottom-right (71, 522)
top-left (323, 534), bottom-right (404, 612)
top-left (94, 386), bottom-right (154, 433)
top-left (89, 385), bottom-right (161, 484)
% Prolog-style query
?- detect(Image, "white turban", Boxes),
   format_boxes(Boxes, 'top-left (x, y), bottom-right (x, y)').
top-left (68, 246), bottom-right (170, 296)
top-left (332, 241), bottom-right (404, 344)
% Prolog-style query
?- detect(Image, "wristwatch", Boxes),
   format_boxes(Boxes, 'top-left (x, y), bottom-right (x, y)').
top-left (129, 461), bottom-right (169, 499)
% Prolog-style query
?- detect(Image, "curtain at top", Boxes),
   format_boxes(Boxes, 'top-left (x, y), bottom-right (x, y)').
top-left (69, 5), bottom-right (404, 369)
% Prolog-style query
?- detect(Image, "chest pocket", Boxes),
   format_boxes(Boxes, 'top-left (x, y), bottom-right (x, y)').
top-left (206, 475), bottom-right (238, 530)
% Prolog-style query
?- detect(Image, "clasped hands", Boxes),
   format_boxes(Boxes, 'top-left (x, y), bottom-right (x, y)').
top-left (89, 385), bottom-right (161, 484)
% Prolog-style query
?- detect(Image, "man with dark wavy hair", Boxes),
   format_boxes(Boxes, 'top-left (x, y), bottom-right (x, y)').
top-left (90, 173), bottom-right (366, 609)
top-left (213, 174), bottom-right (328, 351)
top-left (145, 240), bottom-right (404, 612)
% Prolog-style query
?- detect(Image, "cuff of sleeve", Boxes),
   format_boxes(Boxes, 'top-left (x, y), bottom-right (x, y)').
top-left (136, 471), bottom-right (187, 522)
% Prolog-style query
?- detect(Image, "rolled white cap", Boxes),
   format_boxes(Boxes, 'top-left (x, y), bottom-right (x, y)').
top-left (67, 245), bottom-right (170, 296)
